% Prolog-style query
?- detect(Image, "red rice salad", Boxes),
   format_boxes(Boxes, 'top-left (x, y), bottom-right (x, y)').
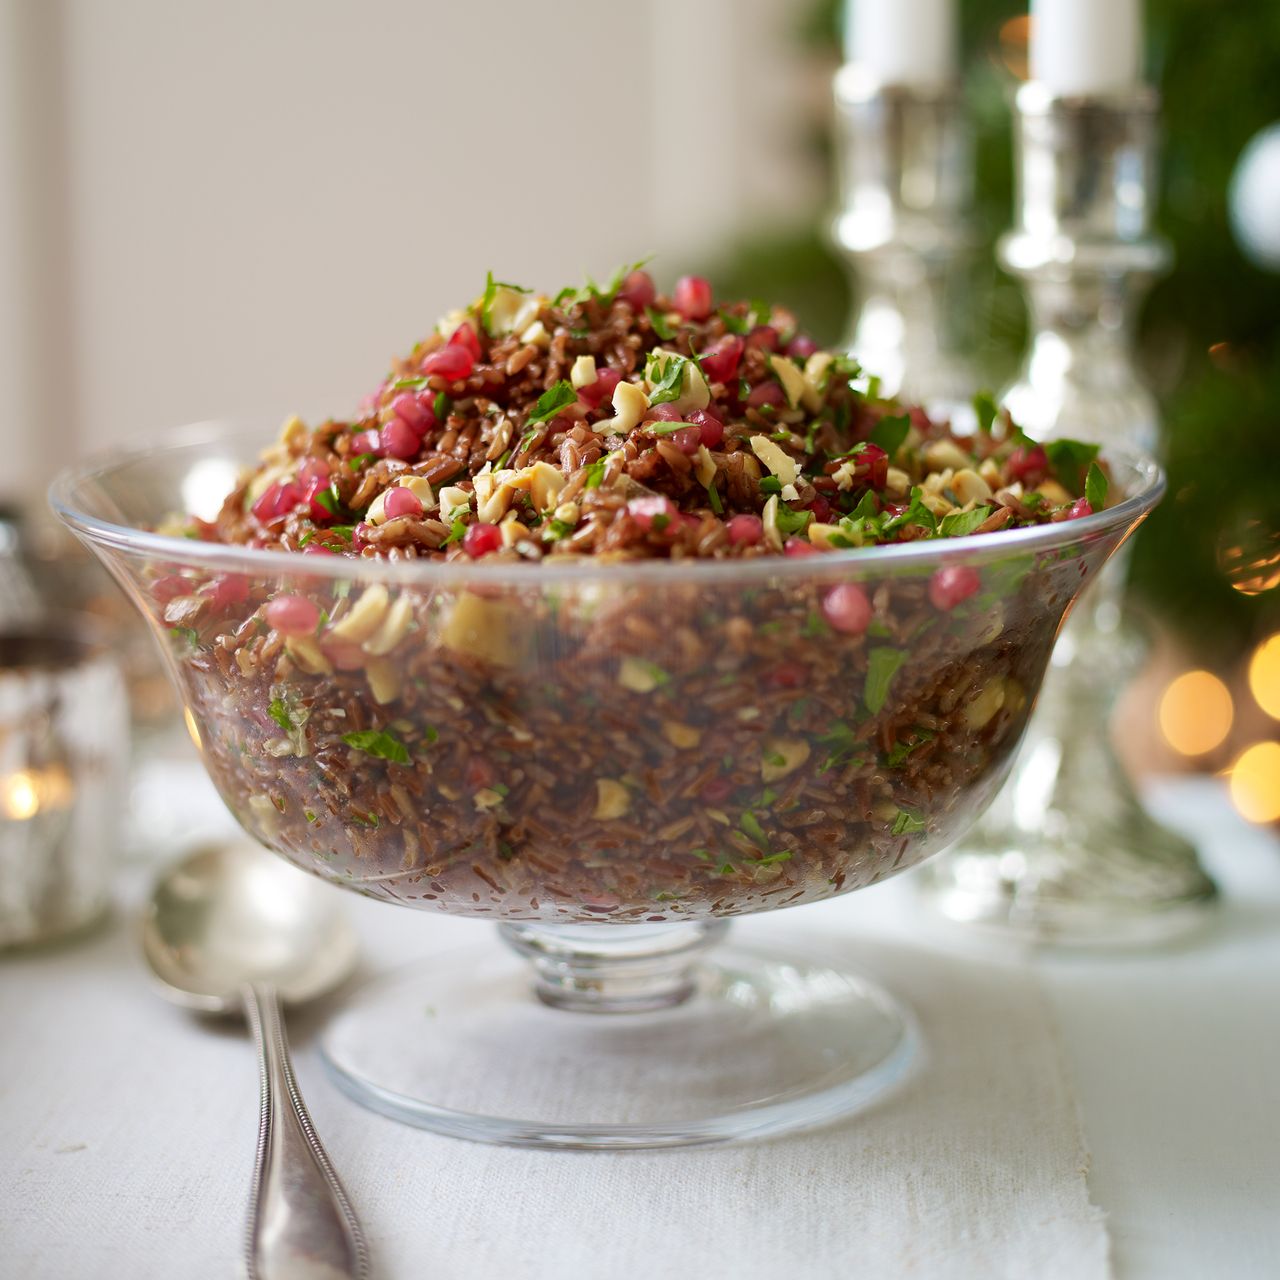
top-left (155, 267), bottom-right (1118, 922)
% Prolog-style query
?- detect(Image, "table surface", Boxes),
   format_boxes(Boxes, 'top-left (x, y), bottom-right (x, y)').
top-left (2, 775), bottom-right (1277, 1279)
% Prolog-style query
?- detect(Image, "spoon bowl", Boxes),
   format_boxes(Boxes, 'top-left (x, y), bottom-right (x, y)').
top-left (143, 842), bottom-right (359, 1012)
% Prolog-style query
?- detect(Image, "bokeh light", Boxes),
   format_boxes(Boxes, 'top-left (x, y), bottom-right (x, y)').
top-left (1249, 633), bottom-right (1280, 720)
top-left (1158, 670), bottom-right (1234, 756)
top-left (1228, 742), bottom-right (1280, 824)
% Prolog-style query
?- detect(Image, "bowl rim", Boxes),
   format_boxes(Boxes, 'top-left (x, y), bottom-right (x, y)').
top-left (49, 418), bottom-right (1166, 588)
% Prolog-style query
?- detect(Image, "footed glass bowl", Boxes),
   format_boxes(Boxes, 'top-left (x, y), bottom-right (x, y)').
top-left (52, 422), bottom-right (1163, 1147)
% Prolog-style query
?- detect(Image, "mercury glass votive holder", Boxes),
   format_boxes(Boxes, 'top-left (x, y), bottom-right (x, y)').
top-left (0, 621), bottom-right (128, 948)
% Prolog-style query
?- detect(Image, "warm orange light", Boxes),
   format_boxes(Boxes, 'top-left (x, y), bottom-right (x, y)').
top-left (1229, 742), bottom-right (1280, 824)
top-left (1158, 670), bottom-right (1234, 756)
top-left (0, 766), bottom-right (74, 820)
top-left (1218, 520), bottom-right (1280, 597)
top-left (997, 16), bottom-right (1031, 79)
top-left (1, 771), bottom-right (40, 820)
top-left (1249, 633), bottom-right (1280, 720)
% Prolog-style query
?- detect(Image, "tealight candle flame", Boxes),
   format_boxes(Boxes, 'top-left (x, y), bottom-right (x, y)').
top-left (1, 766), bottom-right (74, 820)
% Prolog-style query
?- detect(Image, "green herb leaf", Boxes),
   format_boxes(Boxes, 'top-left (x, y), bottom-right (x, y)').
top-left (891, 806), bottom-right (926, 836)
top-left (341, 729), bottom-right (411, 765)
top-left (348, 452), bottom-right (376, 472)
top-left (646, 307), bottom-right (676, 340)
top-left (759, 475), bottom-right (783, 495)
top-left (739, 811), bottom-right (769, 849)
top-left (645, 352), bottom-right (690, 406)
top-left (707, 481), bottom-right (723, 515)
top-left (442, 517), bottom-right (468, 545)
top-left (433, 392), bottom-right (451, 422)
top-left (939, 506), bottom-right (993, 538)
top-left (774, 503), bottom-right (812, 538)
top-left (583, 459), bottom-right (607, 489)
top-left (390, 377), bottom-right (430, 391)
top-left (884, 729), bottom-right (935, 767)
top-left (422, 725), bottom-right (439, 745)
top-left (169, 626), bottom-right (199, 649)
top-left (864, 647), bottom-right (908, 714)
top-left (527, 380), bottom-right (577, 426)
top-left (869, 413), bottom-right (910, 457)
top-left (480, 270), bottom-right (530, 334)
top-left (1085, 462), bottom-right (1108, 511)
top-left (882, 487), bottom-right (937, 536)
top-left (973, 391), bottom-right (999, 435)
top-left (1044, 438), bottom-right (1100, 489)
top-left (268, 698), bottom-right (294, 733)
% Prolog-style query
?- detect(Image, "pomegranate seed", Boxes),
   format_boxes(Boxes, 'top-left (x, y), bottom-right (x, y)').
top-left (807, 494), bottom-right (834, 524)
top-left (384, 487), bottom-right (424, 520)
top-left (463, 522), bottom-right (503, 558)
top-left (669, 426), bottom-right (702, 455)
top-left (746, 325), bottom-right (780, 352)
top-left (747, 381), bottom-right (785, 410)
top-left (151, 574), bottom-right (190, 604)
top-left (302, 543), bottom-right (335, 556)
top-left (391, 392), bottom-right (432, 433)
top-left (700, 335), bottom-right (744, 383)
top-left (350, 428), bottom-right (382, 457)
top-left (449, 322), bottom-right (482, 360)
top-left (465, 756), bottom-right (496, 790)
top-left (303, 477), bottom-right (336, 524)
top-left (351, 522), bottom-right (374, 551)
top-left (627, 495), bottom-right (680, 533)
top-left (788, 334), bottom-right (818, 360)
top-left (784, 538), bottom-right (818, 557)
top-left (422, 344), bottom-right (474, 381)
top-left (646, 404), bottom-right (684, 422)
top-left (206, 574), bottom-right (249, 611)
top-left (822, 584), bottom-right (872, 635)
top-left (770, 662), bottom-right (807, 689)
top-left (726, 514), bottom-right (763, 546)
top-left (266, 594), bottom-right (321, 635)
top-left (324, 639), bottom-right (366, 670)
top-left (687, 408), bottom-right (724, 448)
top-left (296, 457), bottom-right (331, 487)
top-left (1007, 444), bottom-right (1048, 483)
top-left (700, 776), bottom-right (734, 805)
top-left (578, 366), bottom-right (621, 409)
top-left (379, 417), bottom-right (420, 461)
top-left (851, 442), bottom-right (889, 490)
top-left (673, 275), bottom-right (713, 320)
top-left (251, 480), bottom-right (303, 524)
top-left (929, 565), bottom-right (982, 611)
top-left (619, 269), bottom-right (656, 310)
top-left (1067, 497), bottom-right (1093, 520)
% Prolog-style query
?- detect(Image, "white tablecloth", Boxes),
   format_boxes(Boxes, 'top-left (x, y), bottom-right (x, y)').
top-left (2, 776), bottom-right (1277, 1279)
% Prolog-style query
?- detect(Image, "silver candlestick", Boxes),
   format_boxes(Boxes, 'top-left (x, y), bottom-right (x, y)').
top-left (831, 64), bottom-right (978, 413)
top-left (920, 82), bottom-right (1217, 944)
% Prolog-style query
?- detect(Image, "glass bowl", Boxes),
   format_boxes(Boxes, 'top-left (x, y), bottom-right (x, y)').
top-left (52, 420), bottom-right (1164, 1147)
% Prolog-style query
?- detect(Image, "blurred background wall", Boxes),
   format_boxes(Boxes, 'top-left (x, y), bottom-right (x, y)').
top-left (0, 0), bottom-right (822, 489)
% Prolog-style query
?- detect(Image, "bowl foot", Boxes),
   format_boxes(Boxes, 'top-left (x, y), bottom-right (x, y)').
top-left (320, 936), bottom-right (918, 1150)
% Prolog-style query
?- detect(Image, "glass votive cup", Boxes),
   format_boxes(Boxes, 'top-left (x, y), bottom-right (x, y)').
top-left (0, 619), bottom-right (128, 947)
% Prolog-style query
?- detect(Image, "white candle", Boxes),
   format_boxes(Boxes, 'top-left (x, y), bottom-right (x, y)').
top-left (1030, 0), bottom-right (1143, 96)
top-left (844, 0), bottom-right (957, 89)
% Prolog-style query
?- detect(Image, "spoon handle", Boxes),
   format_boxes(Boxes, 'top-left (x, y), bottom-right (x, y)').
top-left (242, 982), bottom-right (369, 1280)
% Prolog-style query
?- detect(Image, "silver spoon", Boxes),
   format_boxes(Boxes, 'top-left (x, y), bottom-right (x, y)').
top-left (142, 842), bottom-right (369, 1280)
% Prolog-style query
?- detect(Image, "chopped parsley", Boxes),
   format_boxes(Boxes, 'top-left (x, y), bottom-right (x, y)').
top-left (759, 475), bottom-right (783, 495)
top-left (863, 647), bottom-right (908, 714)
top-left (774, 503), bottom-right (812, 538)
top-left (341, 729), bottom-right (411, 765)
top-left (169, 626), bottom-right (199, 648)
top-left (268, 698), bottom-right (294, 733)
top-left (739, 811), bottom-right (769, 849)
top-left (527, 380), bottom-right (577, 426)
top-left (869, 413), bottom-right (910, 457)
top-left (1044, 438), bottom-right (1100, 490)
top-left (939, 506), bottom-right (993, 538)
top-left (891, 807), bottom-right (927, 836)
top-left (973, 391), bottom-right (999, 435)
top-left (884, 729), bottom-right (935, 767)
top-left (442, 517), bottom-right (468, 545)
top-left (1085, 462), bottom-right (1108, 511)
top-left (347, 452), bottom-right (376, 471)
top-left (480, 270), bottom-right (531, 334)
top-left (583, 459), bottom-right (607, 489)
top-left (646, 306), bottom-right (676, 340)
top-left (706, 479), bottom-right (724, 514)
top-left (433, 392), bottom-right (451, 422)
top-left (645, 352), bottom-right (690, 406)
